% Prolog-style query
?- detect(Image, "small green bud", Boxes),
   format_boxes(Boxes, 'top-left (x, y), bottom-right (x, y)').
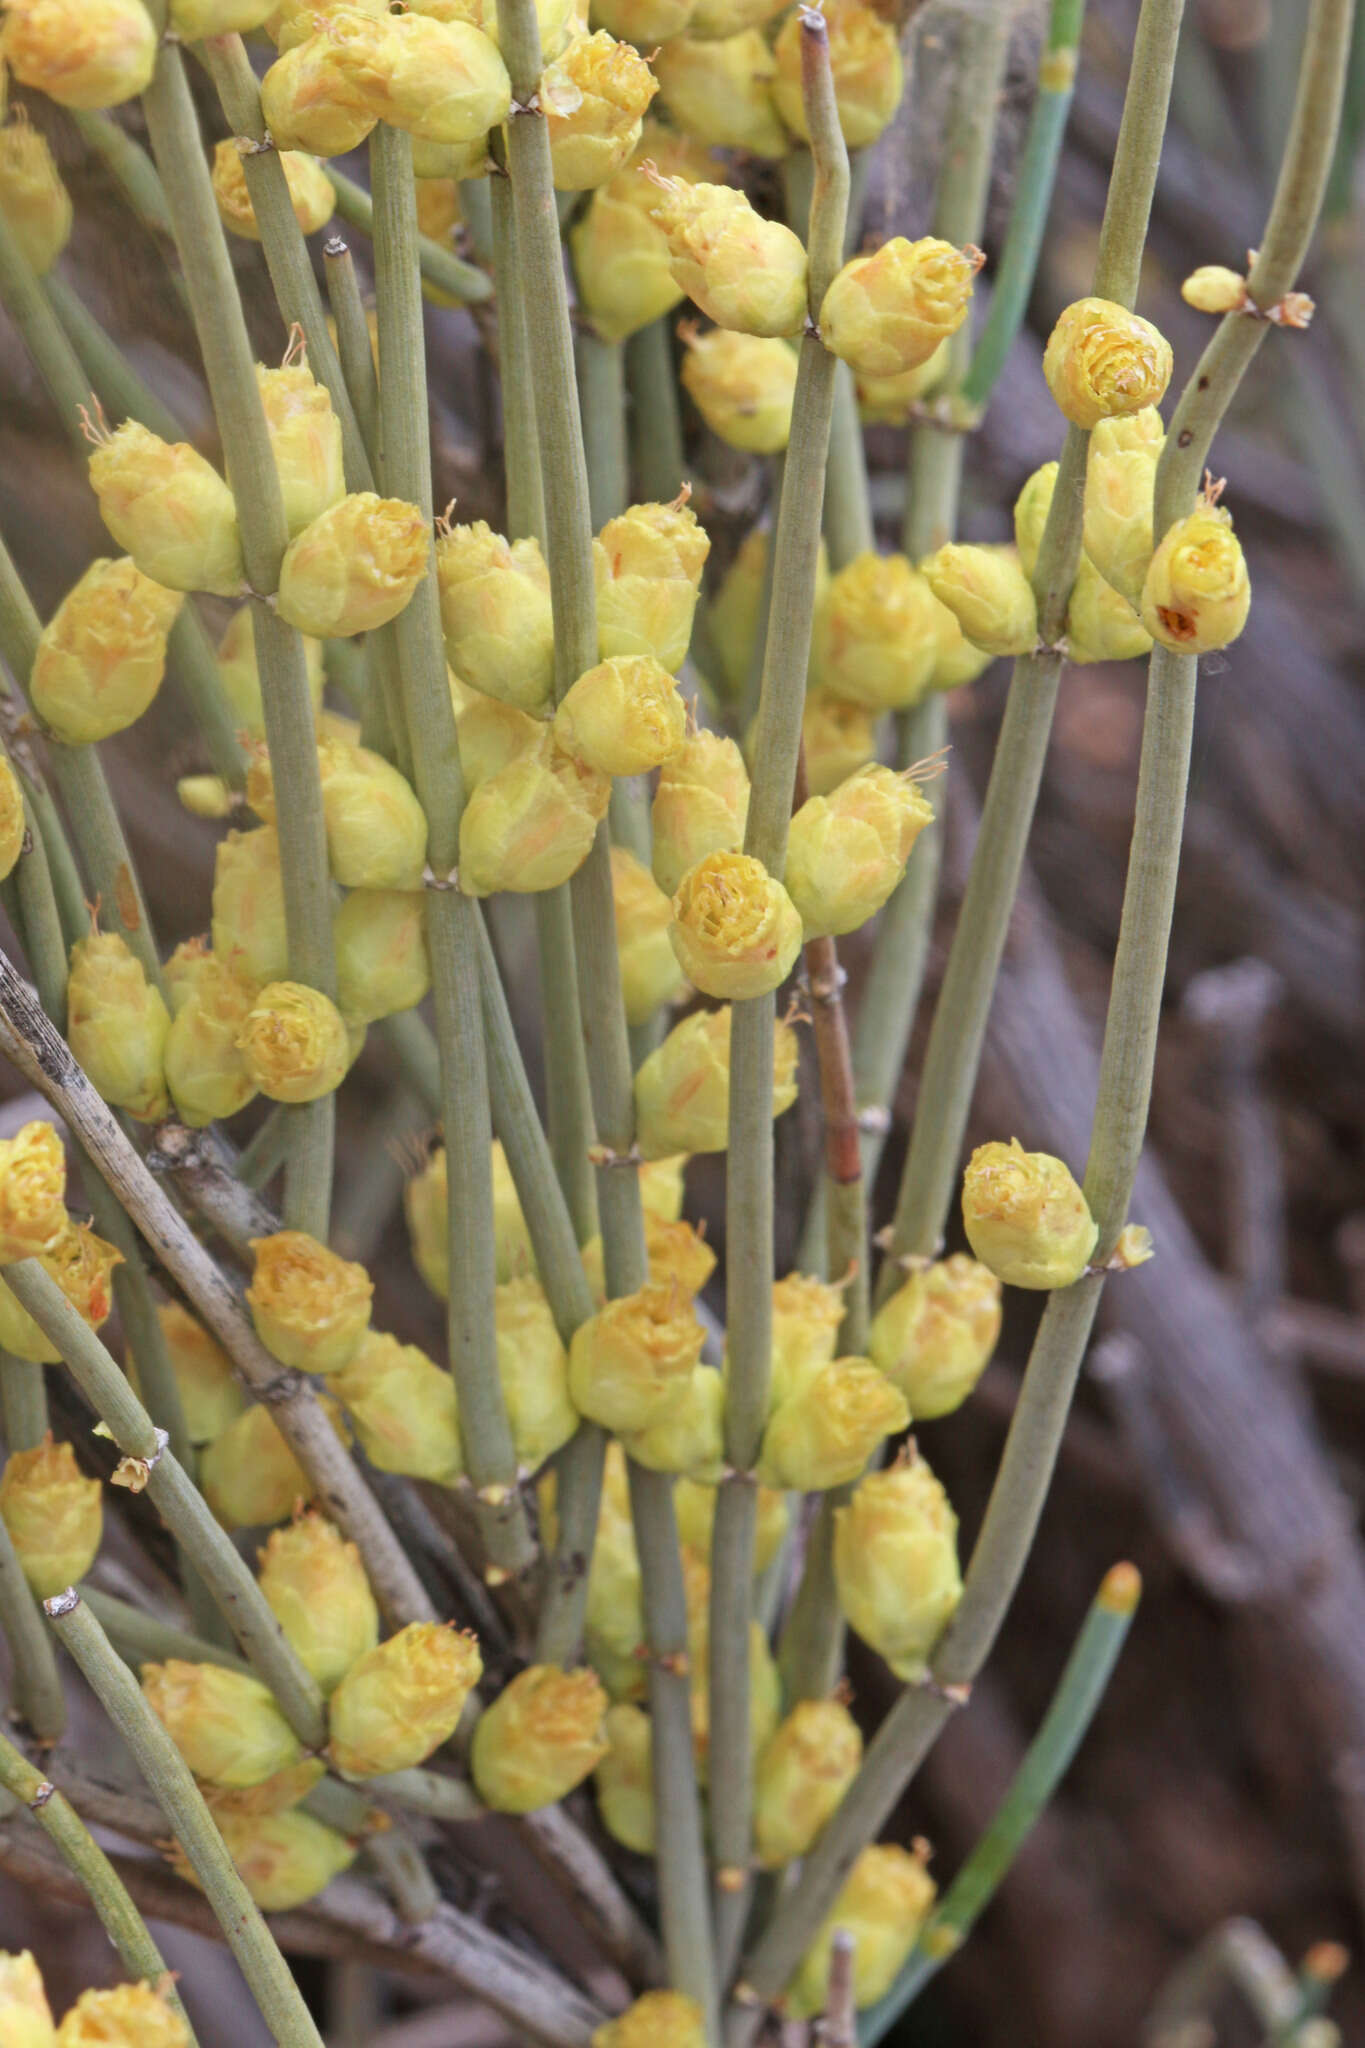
top-left (962, 1138), bottom-right (1098, 1289)
top-left (867, 1253), bottom-right (1001, 1418)
top-left (141, 1658), bottom-right (304, 1789)
top-left (757, 1357), bottom-right (908, 1491)
top-left (833, 1455), bottom-right (962, 1681)
top-left (247, 1230), bottom-right (373, 1373)
top-left (1180, 263), bottom-right (1247, 314)
top-left (752, 1698), bottom-right (862, 1867)
top-left (436, 520), bottom-right (556, 712)
top-left (593, 1701), bottom-right (655, 1853)
top-left (334, 888), bottom-right (432, 1024)
top-left (67, 930), bottom-right (170, 1123)
top-left (651, 729), bottom-right (750, 897)
top-left (787, 1843), bottom-right (937, 2018)
top-left (331, 1329), bottom-right (462, 1483)
top-left (633, 1004), bottom-right (798, 1158)
top-left (472, 1663), bottom-right (610, 1811)
top-left (276, 492), bottom-right (429, 638)
top-left (328, 1621), bottom-right (483, 1777)
top-left (568, 1282), bottom-right (705, 1433)
top-left (258, 1510), bottom-right (380, 1693)
top-left (0, 1435), bottom-right (102, 1597)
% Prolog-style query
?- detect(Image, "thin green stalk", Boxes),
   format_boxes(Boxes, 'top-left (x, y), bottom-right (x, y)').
top-left (4, 782), bottom-right (69, 1027)
top-left (71, 108), bottom-right (173, 238)
top-left (369, 122), bottom-right (534, 1581)
top-left (323, 237), bottom-right (381, 471)
top-left (41, 273), bottom-right (184, 440)
top-left (81, 1585), bottom-right (253, 1674)
top-left (1090, 0), bottom-right (1187, 307)
top-left (960, 0), bottom-right (1089, 412)
top-left (143, 42), bottom-right (338, 1239)
top-left (46, 1592), bottom-right (325, 2048)
top-left (233, 1103), bottom-right (290, 1189)
top-left (0, 1497), bottom-right (66, 1740)
top-left (713, 13), bottom-right (849, 1982)
top-left (857, 1563), bottom-right (1140, 2043)
top-left (166, 609), bottom-right (251, 792)
top-left (199, 34), bottom-right (374, 494)
top-left (0, 956), bottom-right (436, 1628)
top-left (324, 164), bottom-right (493, 303)
top-left (0, 1352), bottom-right (47, 1452)
top-left (824, 363), bottom-right (874, 568)
top-left (626, 318), bottom-right (687, 502)
top-left (489, 172), bottom-right (547, 546)
top-left (0, 1727), bottom-right (190, 2027)
top-left (577, 327), bottom-right (630, 528)
top-left (2, 1258), bottom-right (328, 1751)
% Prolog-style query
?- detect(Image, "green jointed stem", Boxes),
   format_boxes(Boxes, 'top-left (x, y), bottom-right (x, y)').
top-left (324, 164), bottom-right (493, 304)
top-left (42, 273), bottom-right (184, 441)
top-left (1, 1258), bottom-right (328, 1751)
top-left (166, 610), bottom-right (250, 793)
top-left (323, 237), bottom-right (381, 473)
top-left (577, 327), bottom-right (630, 528)
top-left (142, 42), bottom-right (338, 1239)
top-left (0, 1352), bottom-right (47, 1453)
top-left (627, 319), bottom-right (688, 503)
top-left (0, 1727), bottom-right (192, 2028)
top-left (0, 1501), bottom-right (66, 1740)
top-left (46, 1592), bottom-right (325, 2048)
top-left (0, 955), bottom-right (435, 1629)
top-left (713, 12), bottom-right (850, 1981)
top-left (824, 363), bottom-right (874, 568)
top-left (71, 109), bottom-right (173, 239)
top-left (1091, 0), bottom-right (1186, 306)
top-left (489, 173), bottom-right (547, 549)
top-left (369, 122), bottom-right (534, 1582)
top-left (857, 1565), bottom-right (1140, 2044)
top-left (960, 0), bottom-right (1089, 411)
top-left (200, 34), bottom-right (374, 495)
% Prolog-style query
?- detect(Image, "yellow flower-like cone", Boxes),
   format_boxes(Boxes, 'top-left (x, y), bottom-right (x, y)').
top-left (0, 115), bottom-right (72, 276)
top-left (310, 736), bottom-right (430, 890)
top-left (1066, 555), bottom-right (1152, 664)
top-left (493, 1277), bottom-right (577, 1471)
top-left (647, 174), bottom-right (808, 337)
top-left (1140, 500), bottom-right (1251, 652)
top-left (820, 236), bottom-right (979, 380)
top-left (405, 1139), bottom-right (535, 1297)
top-left (813, 550), bottom-right (945, 711)
top-left (256, 358), bottom-right (346, 540)
top-left (216, 606), bottom-right (325, 738)
top-left (768, 1268), bottom-right (850, 1406)
top-left (752, 1697), bottom-right (862, 1867)
top-left (609, 845), bottom-right (688, 1027)
top-left (799, 688), bottom-right (878, 796)
top-left (0, 1950), bottom-right (54, 2047)
top-left (1042, 296), bottom-right (1174, 430)
top-left (592, 0), bottom-right (697, 42)
top-left (0, 757), bottom-right (25, 884)
top-left (142, 1659), bottom-right (304, 1789)
top-left (1181, 263), bottom-right (1247, 314)
top-left (88, 423), bottom-right (243, 597)
top-left (54, 1982), bottom-right (189, 2047)
top-left (200, 1394), bottom-right (349, 1530)
top-left (593, 1992), bottom-right (707, 2048)
top-left (0, 1121), bottom-right (67, 1264)
top-left (833, 1456), bottom-right (962, 1681)
top-left (582, 1213), bottom-right (715, 1306)
top-left (258, 1511), bottom-right (380, 1693)
top-left (554, 656), bottom-right (687, 776)
top-left (0, 1219), bottom-right (120, 1364)
top-left (143, 1300), bottom-right (246, 1445)
top-left (0, 1436), bottom-right (102, 1598)
top-left (634, 1004), bottom-right (798, 1158)
top-left (191, 1807), bottom-right (356, 1913)
top-left (758, 1357), bottom-right (908, 1491)
top-left (1, 0), bottom-right (156, 110)
top-left (261, 29), bottom-right (380, 155)
top-left (31, 555), bottom-right (183, 746)
top-left (212, 827), bottom-right (290, 987)
top-left (962, 1138), bottom-right (1097, 1289)
top-left (787, 1843), bottom-right (937, 2018)
top-left (709, 531), bottom-right (828, 701)
top-left (620, 1361), bottom-right (724, 1480)
top-left (436, 520), bottom-right (556, 711)
top-left (238, 980), bottom-right (350, 1103)
top-left (688, 0), bottom-right (786, 35)
top-left (328, 1621), bottom-right (483, 1777)
top-left (544, 30), bottom-right (658, 191)
top-left (349, 10), bottom-right (512, 146)
top-left (772, 0), bottom-right (902, 147)
top-left (277, 492), bottom-right (429, 637)
top-left (197, 1755), bottom-right (326, 1822)
top-left (458, 729), bottom-right (608, 896)
top-left (455, 691), bottom-right (541, 792)
top-left (868, 1252), bottom-right (1002, 1419)
top-left (569, 124), bottom-right (712, 341)
top-left (674, 1473), bottom-right (788, 1570)
top-left (471, 1663), bottom-right (610, 1811)
top-left (335, 889), bottom-right (432, 1024)
top-left (651, 729), bottom-right (750, 896)
top-left (855, 338), bottom-right (950, 424)
top-left (331, 1329), bottom-right (463, 1483)
top-left (1083, 444), bottom-right (1159, 609)
top-left (923, 542), bottom-right (1037, 658)
top-left (594, 495), bottom-right (710, 670)
top-left (247, 1230), bottom-right (374, 1373)
top-left (211, 136), bottom-right (335, 241)
top-left (669, 849), bottom-right (802, 1000)
top-left (568, 1281), bottom-right (705, 1432)
top-left (680, 328), bottom-right (797, 454)
top-left (594, 1700), bottom-right (655, 1853)
top-left (163, 950), bottom-right (258, 1128)
top-left (785, 762), bottom-right (934, 940)
top-left (654, 31), bottom-right (787, 159)
top-left (66, 930), bottom-right (171, 1123)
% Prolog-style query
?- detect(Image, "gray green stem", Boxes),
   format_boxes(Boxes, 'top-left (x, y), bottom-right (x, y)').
top-left (0, 1496), bottom-right (66, 1741)
top-left (324, 164), bottom-right (493, 304)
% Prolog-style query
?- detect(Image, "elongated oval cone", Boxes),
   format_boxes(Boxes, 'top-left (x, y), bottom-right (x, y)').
top-left (212, 827), bottom-right (291, 987)
top-left (633, 1005), bottom-right (798, 1158)
top-left (260, 31), bottom-right (380, 155)
top-left (88, 423), bottom-right (243, 597)
top-left (54, 1981), bottom-right (189, 2046)
top-left (620, 1362), bottom-right (724, 1480)
top-left (568, 1282), bottom-right (705, 1433)
top-left (458, 731), bottom-right (608, 897)
top-left (141, 1659), bottom-right (304, 1789)
top-left (212, 136), bottom-right (335, 241)
top-left (787, 1843), bottom-right (937, 2019)
top-left (493, 1277), bottom-right (577, 1470)
top-left (923, 542), bottom-right (1037, 658)
top-left (675, 1472), bottom-right (789, 1571)
top-left (647, 175), bottom-right (808, 337)
top-left (681, 327), bottom-right (797, 453)
top-left (472, 1663), bottom-right (610, 1811)
top-left (768, 1269), bottom-right (847, 1408)
top-left (813, 550), bottom-right (944, 711)
top-left (199, 1395), bottom-right (349, 1530)
top-left (609, 845), bottom-right (688, 1027)
top-left (0, 1950), bottom-right (54, 2047)
top-left (833, 1455), bottom-right (962, 1680)
top-left (784, 762), bottom-right (933, 940)
top-left (258, 1511), bottom-right (379, 1693)
top-left (544, 30), bottom-right (658, 190)
top-left (961, 1138), bottom-right (1097, 1290)
top-left (66, 930), bottom-right (170, 1122)
top-left (1140, 502), bottom-right (1250, 652)
top-left (0, 1121), bottom-right (67, 1265)
top-left (0, 116), bottom-right (72, 276)
top-left (0, 1219), bottom-right (120, 1364)
top-left (868, 1252), bottom-right (1001, 1418)
top-left (217, 608), bottom-right (325, 737)
top-left (437, 521), bottom-right (556, 711)
top-left (276, 493), bottom-right (429, 638)
top-left (1, 0), bottom-right (156, 110)
top-left (162, 951), bottom-right (258, 1128)
top-left (335, 888), bottom-right (432, 1024)
top-left (554, 656), bottom-right (687, 776)
top-left (1043, 296), bottom-right (1174, 430)
top-left (594, 1700), bottom-right (655, 1852)
top-left (142, 1300), bottom-right (246, 1445)
top-left (0, 1436), bottom-right (102, 1597)
top-left (189, 1807), bottom-right (356, 1912)
top-left (772, 0), bottom-right (901, 146)
top-left (669, 849), bottom-right (802, 1000)
top-left (655, 31), bottom-right (787, 158)
top-left (757, 1356), bottom-right (908, 1490)
top-left (820, 235), bottom-right (977, 379)
top-left (752, 1697), bottom-right (862, 1866)
top-left (257, 359), bottom-right (346, 540)
top-left (328, 1621), bottom-right (483, 1777)
top-left (651, 729), bottom-right (750, 897)
top-left (331, 1329), bottom-right (463, 1483)
top-left (247, 1230), bottom-right (373, 1373)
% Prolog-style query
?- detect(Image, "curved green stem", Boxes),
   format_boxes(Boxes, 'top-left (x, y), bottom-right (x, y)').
top-left (322, 235), bottom-right (381, 473)
top-left (626, 318), bottom-right (687, 502)
top-left (857, 1563), bottom-right (1140, 2043)
top-left (0, 1498), bottom-right (66, 1740)
top-left (47, 1593), bottom-right (324, 2047)
top-left (41, 272), bottom-right (184, 440)
top-left (324, 164), bottom-right (493, 304)
top-left (0, 1726), bottom-right (191, 2028)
